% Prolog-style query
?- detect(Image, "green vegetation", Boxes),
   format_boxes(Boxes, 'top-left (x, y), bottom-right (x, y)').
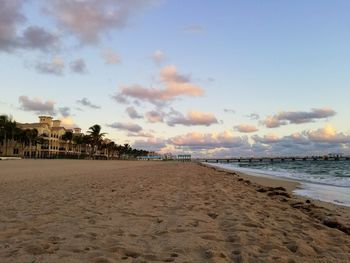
top-left (0, 114), bottom-right (149, 159)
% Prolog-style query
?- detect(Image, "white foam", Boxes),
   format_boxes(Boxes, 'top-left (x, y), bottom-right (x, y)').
top-left (294, 183), bottom-right (350, 207)
top-left (205, 162), bottom-right (350, 207)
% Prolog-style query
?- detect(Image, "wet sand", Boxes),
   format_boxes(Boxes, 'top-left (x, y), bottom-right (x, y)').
top-left (0, 160), bottom-right (349, 262)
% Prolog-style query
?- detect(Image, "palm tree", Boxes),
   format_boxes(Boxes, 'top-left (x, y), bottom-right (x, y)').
top-left (62, 131), bottom-right (74, 155)
top-left (0, 115), bottom-right (17, 156)
top-left (72, 134), bottom-right (84, 158)
top-left (27, 129), bottom-right (39, 158)
top-left (123, 143), bottom-right (132, 158)
top-left (82, 134), bottom-right (92, 156)
top-left (14, 128), bottom-right (39, 158)
top-left (106, 141), bottom-right (116, 159)
top-left (99, 141), bottom-right (106, 158)
top-left (87, 125), bottom-right (106, 158)
top-left (0, 115), bottom-right (9, 155)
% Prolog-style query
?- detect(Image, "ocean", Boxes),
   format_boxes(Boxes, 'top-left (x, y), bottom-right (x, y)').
top-left (206, 160), bottom-right (350, 207)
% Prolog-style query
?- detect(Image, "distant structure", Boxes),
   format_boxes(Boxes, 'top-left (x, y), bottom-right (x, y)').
top-left (14, 116), bottom-right (81, 158)
top-left (137, 153), bottom-right (192, 161)
top-left (137, 155), bottom-right (163, 161)
top-left (0, 116), bottom-right (112, 159)
top-left (177, 154), bottom-right (192, 162)
top-left (328, 153), bottom-right (344, 158)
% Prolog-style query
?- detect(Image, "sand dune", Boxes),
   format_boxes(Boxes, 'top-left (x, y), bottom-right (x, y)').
top-left (0, 160), bottom-right (349, 262)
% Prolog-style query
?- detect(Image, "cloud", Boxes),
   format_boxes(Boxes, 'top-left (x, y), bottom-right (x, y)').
top-left (126, 106), bottom-right (143, 119)
top-left (20, 26), bottom-right (59, 51)
top-left (167, 110), bottom-right (218, 127)
top-left (145, 110), bottom-right (164, 123)
top-left (114, 65), bottom-right (204, 106)
top-left (47, 0), bottom-right (157, 44)
top-left (112, 93), bottom-right (129, 104)
top-left (0, 0), bottom-right (25, 52)
top-left (35, 57), bottom-right (65, 75)
top-left (107, 122), bottom-right (142, 133)
top-left (170, 131), bottom-right (248, 150)
top-left (252, 134), bottom-right (285, 144)
top-left (61, 116), bottom-right (77, 129)
top-left (262, 108), bottom-right (336, 128)
top-left (128, 131), bottom-right (154, 138)
top-left (151, 50), bottom-right (166, 64)
top-left (70, 58), bottom-right (87, 74)
top-left (77, 98), bottom-right (101, 109)
top-left (161, 125), bottom-right (350, 157)
top-left (0, 2), bottom-right (59, 52)
top-left (234, 124), bottom-right (258, 133)
top-left (246, 113), bottom-right (260, 120)
top-left (18, 96), bottom-right (56, 115)
top-left (133, 138), bottom-right (166, 152)
top-left (58, 107), bottom-right (71, 117)
top-left (251, 125), bottom-right (350, 156)
top-left (184, 25), bottom-right (204, 33)
top-left (127, 124), bottom-right (350, 157)
top-left (224, 108), bottom-right (236, 114)
top-left (306, 124), bottom-right (350, 143)
top-left (102, 49), bottom-right (121, 64)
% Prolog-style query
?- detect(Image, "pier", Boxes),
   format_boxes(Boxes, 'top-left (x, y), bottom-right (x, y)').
top-left (196, 156), bottom-right (350, 163)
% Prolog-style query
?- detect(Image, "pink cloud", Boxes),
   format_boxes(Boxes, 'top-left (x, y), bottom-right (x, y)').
top-left (252, 134), bottom-right (282, 144)
top-left (234, 124), bottom-right (258, 133)
top-left (133, 138), bottom-right (166, 152)
top-left (145, 110), bottom-right (164, 123)
top-left (170, 131), bottom-right (248, 149)
top-left (102, 49), bottom-right (121, 64)
top-left (61, 116), bottom-right (77, 129)
top-left (127, 131), bottom-right (154, 138)
top-left (114, 65), bottom-right (204, 106)
top-left (306, 124), bottom-right (350, 143)
top-left (262, 108), bottom-right (336, 128)
top-left (167, 110), bottom-right (218, 126)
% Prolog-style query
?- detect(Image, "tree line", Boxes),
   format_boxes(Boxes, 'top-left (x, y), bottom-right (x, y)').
top-left (0, 115), bottom-right (150, 159)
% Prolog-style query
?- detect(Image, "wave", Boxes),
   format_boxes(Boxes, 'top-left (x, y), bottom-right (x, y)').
top-left (206, 162), bottom-right (350, 207)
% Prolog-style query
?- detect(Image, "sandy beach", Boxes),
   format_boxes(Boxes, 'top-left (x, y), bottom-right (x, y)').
top-left (0, 160), bottom-right (349, 263)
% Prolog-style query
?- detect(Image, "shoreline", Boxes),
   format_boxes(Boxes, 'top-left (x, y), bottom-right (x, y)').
top-left (200, 162), bottom-right (350, 234)
top-left (202, 162), bottom-right (350, 209)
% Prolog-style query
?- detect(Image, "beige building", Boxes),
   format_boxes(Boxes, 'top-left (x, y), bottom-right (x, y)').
top-left (1, 116), bottom-right (82, 158)
top-left (0, 116), bottom-right (121, 159)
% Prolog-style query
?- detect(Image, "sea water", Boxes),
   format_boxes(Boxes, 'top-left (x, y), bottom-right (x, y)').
top-left (206, 160), bottom-right (350, 207)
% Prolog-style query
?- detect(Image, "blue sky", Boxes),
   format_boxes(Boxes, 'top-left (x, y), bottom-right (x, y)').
top-left (1, 0), bottom-right (350, 156)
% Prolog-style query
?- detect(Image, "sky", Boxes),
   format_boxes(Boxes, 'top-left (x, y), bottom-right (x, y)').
top-left (1, 0), bottom-right (350, 157)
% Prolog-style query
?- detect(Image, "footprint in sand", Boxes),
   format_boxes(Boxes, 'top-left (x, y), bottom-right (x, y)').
top-left (207, 212), bottom-right (218, 219)
top-left (24, 244), bottom-right (47, 255)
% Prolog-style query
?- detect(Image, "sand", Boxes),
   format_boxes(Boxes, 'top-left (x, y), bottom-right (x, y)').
top-left (0, 160), bottom-right (349, 263)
